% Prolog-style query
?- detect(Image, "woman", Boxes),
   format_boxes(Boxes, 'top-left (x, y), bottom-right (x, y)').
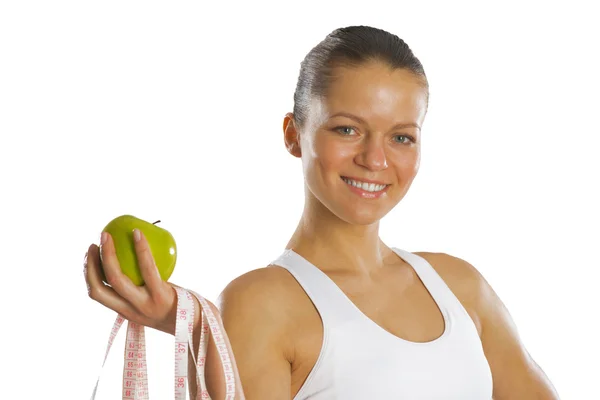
top-left (84, 26), bottom-right (560, 399)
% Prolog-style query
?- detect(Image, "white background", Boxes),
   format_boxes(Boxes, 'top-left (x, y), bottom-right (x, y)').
top-left (1, 1), bottom-right (598, 399)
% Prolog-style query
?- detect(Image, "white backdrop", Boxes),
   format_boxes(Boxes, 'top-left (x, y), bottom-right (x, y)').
top-left (1, 1), bottom-right (598, 399)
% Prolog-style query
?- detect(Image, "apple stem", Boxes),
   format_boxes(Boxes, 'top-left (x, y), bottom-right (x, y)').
top-left (152, 220), bottom-right (161, 225)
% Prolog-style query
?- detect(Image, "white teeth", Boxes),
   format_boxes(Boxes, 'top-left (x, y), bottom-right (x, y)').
top-left (342, 177), bottom-right (387, 192)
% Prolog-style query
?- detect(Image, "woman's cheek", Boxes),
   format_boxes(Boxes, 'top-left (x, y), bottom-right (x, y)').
top-left (321, 135), bottom-right (355, 160)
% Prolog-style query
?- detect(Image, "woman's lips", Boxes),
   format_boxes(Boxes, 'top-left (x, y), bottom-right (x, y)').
top-left (341, 176), bottom-right (390, 199)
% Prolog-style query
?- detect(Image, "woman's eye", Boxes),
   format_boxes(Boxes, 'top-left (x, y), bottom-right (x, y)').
top-left (336, 126), bottom-right (355, 135)
top-left (334, 127), bottom-right (414, 143)
top-left (394, 135), bottom-right (414, 144)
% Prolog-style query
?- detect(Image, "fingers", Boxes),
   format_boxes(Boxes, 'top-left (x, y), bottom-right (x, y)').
top-left (99, 232), bottom-right (143, 304)
top-left (132, 229), bottom-right (163, 295)
top-left (84, 232), bottom-right (177, 334)
top-left (85, 244), bottom-right (142, 323)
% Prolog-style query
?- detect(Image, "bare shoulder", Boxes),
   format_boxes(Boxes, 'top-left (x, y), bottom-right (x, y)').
top-left (216, 265), bottom-right (300, 324)
top-left (413, 251), bottom-right (487, 290)
top-left (217, 265), bottom-right (302, 312)
top-left (215, 264), bottom-right (302, 356)
top-left (413, 251), bottom-right (560, 398)
top-left (210, 265), bottom-right (301, 397)
top-left (413, 251), bottom-right (489, 335)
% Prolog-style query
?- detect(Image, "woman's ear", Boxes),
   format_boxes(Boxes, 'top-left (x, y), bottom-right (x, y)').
top-left (283, 112), bottom-right (302, 158)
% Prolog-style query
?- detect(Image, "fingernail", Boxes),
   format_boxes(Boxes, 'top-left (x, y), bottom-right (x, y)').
top-left (101, 232), bottom-right (107, 245)
top-left (133, 228), bottom-right (141, 242)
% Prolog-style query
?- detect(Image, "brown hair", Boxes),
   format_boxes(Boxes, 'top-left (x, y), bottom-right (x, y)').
top-left (292, 25), bottom-right (429, 130)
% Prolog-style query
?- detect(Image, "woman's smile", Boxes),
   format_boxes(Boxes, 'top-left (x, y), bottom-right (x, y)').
top-left (341, 176), bottom-right (391, 199)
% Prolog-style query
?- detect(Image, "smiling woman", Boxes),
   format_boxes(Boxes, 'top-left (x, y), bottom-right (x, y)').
top-left (85, 25), bottom-right (561, 399)
top-left (284, 62), bottom-right (427, 226)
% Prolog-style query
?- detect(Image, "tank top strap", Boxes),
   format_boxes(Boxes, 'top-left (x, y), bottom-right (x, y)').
top-left (270, 249), bottom-right (359, 327)
top-left (391, 248), bottom-right (458, 308)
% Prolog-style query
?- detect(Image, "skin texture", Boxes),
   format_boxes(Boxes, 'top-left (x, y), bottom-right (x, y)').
top-left (85, 60), bottom-right (560, 399)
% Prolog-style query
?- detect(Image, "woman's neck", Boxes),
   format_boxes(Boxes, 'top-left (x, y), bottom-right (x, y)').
top-left (285, 198), bottom-right (393, 278)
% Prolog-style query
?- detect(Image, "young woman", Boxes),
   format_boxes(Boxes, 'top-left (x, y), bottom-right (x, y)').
top-left (84, 26), bottom-right (560, 399)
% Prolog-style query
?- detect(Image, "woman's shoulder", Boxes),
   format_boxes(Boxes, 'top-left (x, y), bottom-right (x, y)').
top-left (413, 251), bottom-right (489, 335)
top-left (215, 264), bottom-right (305, 322)
top-left (220, 264), bottom-right (301, 300)
top-left (213, 265), bottom-right (303, 365)
top-left (413, 251), bottom-right (485, 288)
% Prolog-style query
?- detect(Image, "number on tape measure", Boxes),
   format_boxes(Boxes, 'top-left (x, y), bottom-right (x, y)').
top-left (89, 288), bottom-right (237, 399)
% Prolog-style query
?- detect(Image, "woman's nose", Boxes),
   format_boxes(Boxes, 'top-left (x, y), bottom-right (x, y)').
top-left (356, 137), bottom-right (388, 170)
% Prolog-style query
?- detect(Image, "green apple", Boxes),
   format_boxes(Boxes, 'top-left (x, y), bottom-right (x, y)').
top-left (99, 215), bottom-right (177, 286)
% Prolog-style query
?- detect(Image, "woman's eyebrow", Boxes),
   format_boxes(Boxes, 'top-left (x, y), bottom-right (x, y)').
top-left (328, 111), bottom-right (421, 131)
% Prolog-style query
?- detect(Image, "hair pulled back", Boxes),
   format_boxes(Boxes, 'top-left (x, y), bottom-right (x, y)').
top-left (292, 25), bottom-right (429, 130)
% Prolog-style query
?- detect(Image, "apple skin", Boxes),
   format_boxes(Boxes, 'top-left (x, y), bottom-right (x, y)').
top-left (99, 215), bottom-right (177, 286)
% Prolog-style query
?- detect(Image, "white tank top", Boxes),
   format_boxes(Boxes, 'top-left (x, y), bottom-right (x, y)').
top-left (271, 248), bottom-right (494, 400)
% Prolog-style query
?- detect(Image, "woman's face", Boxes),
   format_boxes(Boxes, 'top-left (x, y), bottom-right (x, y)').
top-left (284, 61), bottom-right (428, 226)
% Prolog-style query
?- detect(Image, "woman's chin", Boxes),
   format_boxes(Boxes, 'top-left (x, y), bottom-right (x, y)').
top-left (337, 208), bottom-right (389, 226)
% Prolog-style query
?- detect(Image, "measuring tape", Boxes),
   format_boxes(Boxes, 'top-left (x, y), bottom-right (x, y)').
top-left (90, 287), bottom-right (237, 399)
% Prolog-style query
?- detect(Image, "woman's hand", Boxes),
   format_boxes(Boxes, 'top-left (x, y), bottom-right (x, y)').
top-left (84, 229), bottom-right (181, 335)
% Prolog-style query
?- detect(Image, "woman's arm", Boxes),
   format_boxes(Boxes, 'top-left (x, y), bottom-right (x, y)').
top-left (188, 268), bottom-right (294, 400)
top-left (86, 231), bottom-right (288, 399)
top-left (449, 255), bottom-right (561, 399)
